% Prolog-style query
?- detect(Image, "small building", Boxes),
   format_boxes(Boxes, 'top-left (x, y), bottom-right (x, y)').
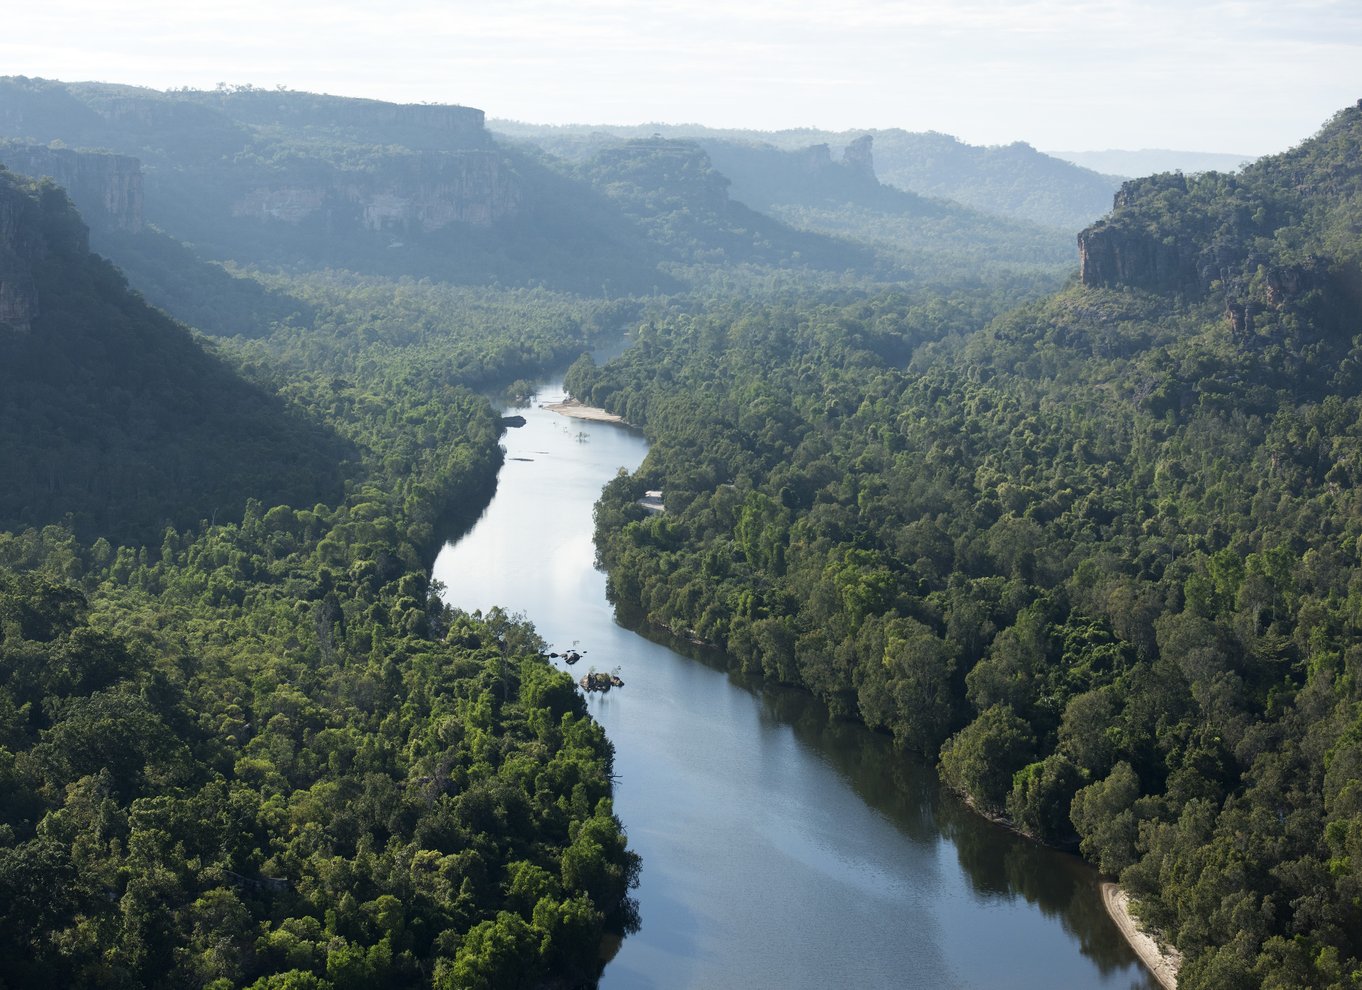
top-left (638, 490), bottom-right (665, 513)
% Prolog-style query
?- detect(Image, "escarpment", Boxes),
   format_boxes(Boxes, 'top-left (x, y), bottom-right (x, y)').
top-left (0, 170), bottom-right (88, 332)
top-left (0, 143), bottom-right (143, 232)
top-left (231, 150), bottom-right (520, 230)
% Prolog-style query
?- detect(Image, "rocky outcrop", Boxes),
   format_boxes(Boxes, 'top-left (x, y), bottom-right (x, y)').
top-left (842, 135), bottom-right (876, 180)
top-left (360, 152), bottom-right (520, 229)
top-left (0, 262), bottom-right (39, 332)
top-left (1078, 221), bottom-right (1197, 291)
top-left (0, 174), bottom-right (44, 331)
top-left (232, 151), bottom-right (519, 230)
top-left (0, 169), bottom-right (89, 332)
top-left (1078, 173), bottom-right (1202, 292)
top-left (0, 143), bottom-right (143, 231)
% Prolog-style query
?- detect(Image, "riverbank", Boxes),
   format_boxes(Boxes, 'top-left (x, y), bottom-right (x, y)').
top-left (545, 398), bottom-right (626, 423)
top-left (1101, 883), bottom-right (1180, 990)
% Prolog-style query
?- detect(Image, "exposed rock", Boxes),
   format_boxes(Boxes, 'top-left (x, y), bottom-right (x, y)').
top-left (231, 186), bottom-right (327, 224)
top-left (0, 168), bottom-right (89, 333)
top-left (1264, 260), bottom-right (1323, 307)
top-left (580, 671), bottom-right (615, 692)
top-left (231, 151), bottom-right (519, 230)
top-left (0, 264), bottom-right (38, 332)
top-left (1077, 221), bottom-right (1196, 291)
top-left (0, 174), bottom-right (44, 332)
top-left (842, 134), bottom-right (876, 180)
top-left (0, 143), bottom-right (144, 232)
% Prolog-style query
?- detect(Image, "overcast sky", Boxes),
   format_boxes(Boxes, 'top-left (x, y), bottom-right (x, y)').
top-left (3, 1), bottom-right (1359, 155)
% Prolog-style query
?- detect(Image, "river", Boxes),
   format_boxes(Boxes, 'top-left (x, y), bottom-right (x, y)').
top-left (432, 378), bottom-right (1158, 990)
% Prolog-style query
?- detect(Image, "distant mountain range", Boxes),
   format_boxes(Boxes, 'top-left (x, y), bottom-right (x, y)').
top-left (492, 120), bottom-right (1122, 232)
top-left (0, 77), bottom-right (1095, 314)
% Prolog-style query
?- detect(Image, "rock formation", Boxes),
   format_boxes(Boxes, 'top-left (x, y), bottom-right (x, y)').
top-left (0, 143), bottom-right (143, 231)
top-left (1077, 221), bottom-right (1196, 291)
top-left (842, 134), bottom-right (876, 180)
top-left (0, 169), bottom-right (89, 332)
top-left (230, 150), bottom-right (519, 230)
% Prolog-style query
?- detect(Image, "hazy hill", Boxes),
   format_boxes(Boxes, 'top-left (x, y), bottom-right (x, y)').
top-left (0, 78), bottom-right (1089, 300)
top-left (493, 120), bottom-right (1120, 231)
top-left (577, 137), bottom-right (888, 274)
top-left (693, 135), bottom-right (1077, 273)
top-left (496, 125), bottom-right (1078, 275)
top-left (0, 166), bottom-right (347, 540)
top-left (0, 77), bottom-right (677, 295)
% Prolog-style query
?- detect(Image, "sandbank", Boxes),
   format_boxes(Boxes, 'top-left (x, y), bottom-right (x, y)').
top-left (545, 398), bottom-right (626, 424)
top-left (1101, 882), bottom-right (1180, 990)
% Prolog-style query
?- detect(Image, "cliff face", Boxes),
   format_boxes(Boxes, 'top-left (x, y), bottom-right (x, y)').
top-left (1077, 172), bottom-right (1199, 291)
top-left (0, 144), bottom-right (143, 231)
top-left (0, 176), bottom-right (44, 331)
top-left (0, 170), bottom-right (89, 332)
top-left (1077, 221), bottom-right (1197, 291)
top-left (230, 150), bottom-right (519, 230)
top-left (842, 134), bottom-right (876, 180)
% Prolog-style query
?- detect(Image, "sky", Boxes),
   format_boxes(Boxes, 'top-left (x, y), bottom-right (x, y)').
top-left (3, 0), bottom-right (1360, 156)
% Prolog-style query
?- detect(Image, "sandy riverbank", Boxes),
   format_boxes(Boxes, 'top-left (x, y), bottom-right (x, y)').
top-left (1101, 882), bottom-right (1180, 990)
top-left (544, 398), bottom-right (626, 424)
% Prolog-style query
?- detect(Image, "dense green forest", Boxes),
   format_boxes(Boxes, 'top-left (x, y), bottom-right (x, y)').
top-left (568, 101), bottom-right (1362, 988)
top-left (0, 172), bottom-right (640, 988)
top-left (6, 70), bottom-right (1362, 989)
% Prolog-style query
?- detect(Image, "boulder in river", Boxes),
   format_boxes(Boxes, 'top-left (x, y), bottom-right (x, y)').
top-left (579, 671), bottom-right (619, 692)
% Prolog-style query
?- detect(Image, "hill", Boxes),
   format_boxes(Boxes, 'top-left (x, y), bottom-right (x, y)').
top-left (0, 166), bottom-right (346, 541)
top-left (493, 119), bottom-right (1120, 231)
top-left (576, 137), bottom-right (887, 274)
top-left (566, 98), bottom-right (1362, 989)
top-left (0, 77), bottom-right (677, 295)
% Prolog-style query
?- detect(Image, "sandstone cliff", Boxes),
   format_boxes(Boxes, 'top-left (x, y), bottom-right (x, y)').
top-left (0, 174), bottom-right (44, 331)
top-left (1077, 221), bottom-right (1198, 291)
top-left (0, 170), bottom-right (89, 332)
top-left (1077, 172), bottom-right (1200, 291)
top-left (230, 150), bottom-right (519, 230)
top-left (842, 134), bottom-right (876, 180)
top-left (0, 143), bottom-right (143, 231)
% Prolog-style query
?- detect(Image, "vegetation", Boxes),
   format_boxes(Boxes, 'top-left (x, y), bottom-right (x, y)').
top-left (7, 70), bottom-right (1362, 989)
top-left (0, 173), bottom-right (639, 988)
top-left (571, 102), bottom-right (1362, 988)
top-left (492, 120), bottom-right (1120, 231)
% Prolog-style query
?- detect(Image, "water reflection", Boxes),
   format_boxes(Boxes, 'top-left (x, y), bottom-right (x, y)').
top-left (434, 379), bottom-right (1157, 990)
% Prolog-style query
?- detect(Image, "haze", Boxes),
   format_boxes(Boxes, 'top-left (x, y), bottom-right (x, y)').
top-left (4, 0), bottom-right (1360, 155)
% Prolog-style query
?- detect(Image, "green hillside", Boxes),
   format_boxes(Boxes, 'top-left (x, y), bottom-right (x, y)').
top-left (570, 100), bottom-right (1362, 989)
top-left (1, 146), bottom-right (645, 987)
top-left (0, 167), bottom-right (346, 542)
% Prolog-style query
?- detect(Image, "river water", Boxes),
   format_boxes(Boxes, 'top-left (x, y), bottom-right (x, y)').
top-left (433, 379), bottom-right (1157, 990)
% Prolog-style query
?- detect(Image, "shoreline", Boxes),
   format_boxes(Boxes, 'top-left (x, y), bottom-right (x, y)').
top-left (1101, 882), bottom-right (1180, 990)
top-left (544, 398), bottom-right (627, 424)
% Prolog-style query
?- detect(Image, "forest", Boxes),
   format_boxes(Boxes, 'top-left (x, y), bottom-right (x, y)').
top-left (569, 101), bottom-right (1362, 989)
top-left (2, 75), bottom-right (1362, 989)
top-left (1, 167), bottom-right (639, 988)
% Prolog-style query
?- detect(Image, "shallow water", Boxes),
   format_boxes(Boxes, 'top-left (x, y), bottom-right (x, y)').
top-left (433, 379), bottom-right (1156, 990)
